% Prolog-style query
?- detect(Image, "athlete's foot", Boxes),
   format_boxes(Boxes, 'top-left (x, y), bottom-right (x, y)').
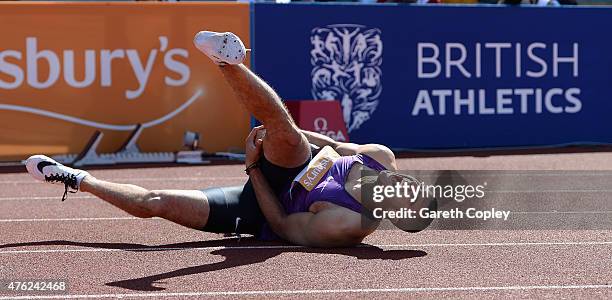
top-left (193, 31), bottom-right (246, 66)
top-left (25, 155), bottom-right (90, 201)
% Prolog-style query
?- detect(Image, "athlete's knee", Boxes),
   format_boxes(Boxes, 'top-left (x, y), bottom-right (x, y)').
top-left (266, 125), bottom-right (305, 147)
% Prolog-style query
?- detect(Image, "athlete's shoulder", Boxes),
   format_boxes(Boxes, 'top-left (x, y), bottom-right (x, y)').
top-left (333, 142), bottom-right (397, 170)
top-left (356, 144), bottom-right (397, 171)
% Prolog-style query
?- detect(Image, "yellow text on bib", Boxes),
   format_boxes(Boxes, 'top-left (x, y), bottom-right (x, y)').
top-left (293, 145), bottom-right (341, 192)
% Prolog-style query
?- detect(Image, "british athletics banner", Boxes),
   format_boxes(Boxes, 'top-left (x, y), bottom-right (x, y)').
top-left (252, 4), bottom-right (611, 150)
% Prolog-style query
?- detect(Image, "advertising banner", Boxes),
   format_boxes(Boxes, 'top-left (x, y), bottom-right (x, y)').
top-left (0, 3), bottom-right (250, 161)
top-left (252, 4), bottom-right (612, 150)
top-left (285, 100), bottom-right (349, 142)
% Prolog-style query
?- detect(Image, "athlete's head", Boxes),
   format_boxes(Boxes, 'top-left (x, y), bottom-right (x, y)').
top-left (364, 170), bottom-right (437, 233)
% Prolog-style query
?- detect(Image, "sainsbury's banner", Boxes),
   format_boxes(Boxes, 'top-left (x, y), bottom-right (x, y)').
top-left (0, 3), bottom-right (250, 160)
top-left (252, 4), bottom-right (612, 150)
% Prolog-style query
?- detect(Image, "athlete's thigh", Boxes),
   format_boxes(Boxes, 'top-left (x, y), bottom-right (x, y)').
top-left (151, 189), bottom-right (210, 229)
top-left (262, 126), bottom-right (311, 168)
top-left (201, 185), bottom-right (266, 235)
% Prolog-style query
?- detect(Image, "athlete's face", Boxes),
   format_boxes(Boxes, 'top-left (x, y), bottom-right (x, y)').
top-left (376, 171), bottom-right (414, 208)
top-left (376, 170), bottom-right (406, 187)
top-left (374, 171), bottom-right (436, 232)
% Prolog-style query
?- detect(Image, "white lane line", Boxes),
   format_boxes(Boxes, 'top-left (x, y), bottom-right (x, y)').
top-left (0, 196), bottom-right (96, 202)
top-left (1, 189), bottom-right (611, 202)
top-left (1, 241), bottom-right (611, 255)
top-left (0, 176), bottom-right (246, 185)
top-left (0, 245), bottom-right (300, 254)
top-left (3, 209), bottom-right (612, 223)
top-left (0, 284), bottom-right (611, 299)
top-left (108, 176), bottom-right (245, 182)
top-left (380, 241), bottom-right (612, 247)
top-left (489, 189), bottom-right (612, 193)
top-left (0, 217), bottom-right (144, 223)
top-left (1, 188), bottom-right (610, 199)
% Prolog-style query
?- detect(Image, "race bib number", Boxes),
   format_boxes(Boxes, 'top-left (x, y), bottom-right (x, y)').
top-left (293, 145), bottom-right (341, 192)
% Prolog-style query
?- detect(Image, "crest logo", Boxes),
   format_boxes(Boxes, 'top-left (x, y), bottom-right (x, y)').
top-left (310, 24), bottom-right (383, 132)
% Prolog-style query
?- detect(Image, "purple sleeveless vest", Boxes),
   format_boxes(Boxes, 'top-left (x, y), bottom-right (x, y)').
top-left (259, 154), bottom-right (387, 240)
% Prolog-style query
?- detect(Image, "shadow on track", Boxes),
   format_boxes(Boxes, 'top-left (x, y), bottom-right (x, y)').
top-left (0, 238), bottom-right (427, 291)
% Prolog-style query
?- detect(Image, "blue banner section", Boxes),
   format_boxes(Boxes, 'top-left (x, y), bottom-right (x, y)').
top-left (252, 3), bottom-right (612, 150)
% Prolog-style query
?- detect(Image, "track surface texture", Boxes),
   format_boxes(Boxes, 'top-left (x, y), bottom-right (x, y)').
top-left (1, 152), bottom-right (611, 299)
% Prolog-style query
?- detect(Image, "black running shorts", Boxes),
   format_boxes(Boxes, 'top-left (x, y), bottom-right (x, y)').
top-left (200, 152), bottom-right (312, 236)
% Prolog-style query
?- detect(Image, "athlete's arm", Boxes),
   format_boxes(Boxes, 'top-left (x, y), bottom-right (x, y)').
top-left (301, 130), bottom-right (356, 149)
top-left (249, 168), bottom-right (364, 247)
top-left (300, 130), bottom-right (397, 170)
top-left (245, 127), bottom-right (366, 246)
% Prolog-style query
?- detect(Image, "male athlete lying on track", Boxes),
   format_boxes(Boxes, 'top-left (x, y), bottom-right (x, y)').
top-left (25, 31), bottom-right (435, 247)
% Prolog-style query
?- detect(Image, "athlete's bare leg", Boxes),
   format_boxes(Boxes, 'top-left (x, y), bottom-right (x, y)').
top-left (220, 64), bottom-right (310, 168)
top-left (192, 31), bottom-right (310, 167)
top-left (80, 176), bottom-right (209, 229)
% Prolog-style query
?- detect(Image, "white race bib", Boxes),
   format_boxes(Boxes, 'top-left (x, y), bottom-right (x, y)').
top-left (292, 145), bottom-right (341, 192)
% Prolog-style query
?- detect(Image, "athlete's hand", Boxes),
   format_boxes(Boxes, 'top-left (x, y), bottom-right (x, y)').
top-left (245, 125), bottom-right (265, 167)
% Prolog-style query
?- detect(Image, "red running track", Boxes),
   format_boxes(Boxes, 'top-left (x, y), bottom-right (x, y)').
top-left (0, 152), bottom-right (611, 299)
